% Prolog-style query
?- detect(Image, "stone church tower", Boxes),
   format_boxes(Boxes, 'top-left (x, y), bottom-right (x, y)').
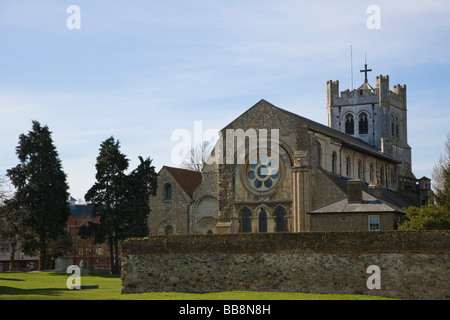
top-left (327, 65), bottom-right (417, 198)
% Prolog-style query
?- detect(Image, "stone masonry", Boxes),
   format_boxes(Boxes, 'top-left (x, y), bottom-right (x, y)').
top-left (121, 231), bottom-right (450, 300)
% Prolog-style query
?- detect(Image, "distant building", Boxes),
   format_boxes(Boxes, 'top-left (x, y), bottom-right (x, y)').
top-left (0, 242), bottom-right (38, 271)
top-left (61, 199), bottom-right (111, 273)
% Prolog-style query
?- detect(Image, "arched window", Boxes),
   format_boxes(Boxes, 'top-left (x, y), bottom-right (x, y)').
top-left (240, 208), bottom-right (251, 233)
top-left (346, 156), bottom-right (352, 177)
top-left (395, 115), bottom-right (399, 138)
top-left (391, 114), bottom-right (395, 137)
top-left (164, 225), bottom-right (173, 235)
top-left (359, 113), bottom-right (369, 134)
top-left (357, 160), bottom-right (362, 179)
top-left (345, 114), bottom-right (355, 135)
top-left (275, 208), bottom-right (286, 232)
top-left (164, 184), bottom-right (172, 200)
top-left (258, 208), bottom-right (267, 233)
top-left (331, 152), bottom-right (337, 174)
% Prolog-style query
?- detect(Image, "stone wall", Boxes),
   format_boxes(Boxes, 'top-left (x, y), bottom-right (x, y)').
top-left (121, 231), bottom-right (450, 299)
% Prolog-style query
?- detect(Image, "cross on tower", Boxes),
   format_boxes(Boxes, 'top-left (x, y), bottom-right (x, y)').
top-left (360, 63), bottom-right (372, 84)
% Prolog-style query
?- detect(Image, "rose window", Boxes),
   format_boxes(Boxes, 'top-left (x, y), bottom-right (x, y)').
top-left (246, 155), bottom-right (280, 192)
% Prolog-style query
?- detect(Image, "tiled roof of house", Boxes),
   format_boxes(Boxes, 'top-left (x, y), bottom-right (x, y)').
top-left (163, 166), bottom-right (202, 198)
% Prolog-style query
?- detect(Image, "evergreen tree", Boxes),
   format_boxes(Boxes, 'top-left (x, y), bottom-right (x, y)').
top-left (81, 137), bottom-right (158, 274)
top-left (123, 156), bottom-right (158, 238)
top-left (6, 121), bottom-right (70, 270)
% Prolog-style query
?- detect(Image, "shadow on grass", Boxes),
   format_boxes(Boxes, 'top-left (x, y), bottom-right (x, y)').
top-left (0, 278), bottom-right (25, 282)
top-left (0, 286), bottom-right (69, 296)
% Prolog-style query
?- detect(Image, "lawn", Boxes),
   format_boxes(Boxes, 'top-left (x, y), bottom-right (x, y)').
top-left (0, 271), bottom-right (394, 300)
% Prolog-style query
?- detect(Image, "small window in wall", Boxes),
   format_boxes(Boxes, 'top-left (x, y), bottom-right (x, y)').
top-left (357, 160), bottom-right (362, 179)
top-left (346, 156), bottom-right (352, 177)
top-left (370, 164), bottom-right (374, 182)
top-left (368, 215), bottom-right (380, 231)
top-left (240, 208), bottom-right (251, 233)
top-left (258, 208), bottom-right (267, 233)
top-left (164, 184), bottom-right (172, 200)
top-left (164, 225), bottom-right (173, 235)
top-left (96, 247), bottom-right (103, 256)
top-left (391, 114), bottom-right (395, 137)
top-left (275, 208), bottom-right (286, 232)
top-left (331, 152), bottom-right (337, 174)
top-left (395, 115), bottom-right (400, 138)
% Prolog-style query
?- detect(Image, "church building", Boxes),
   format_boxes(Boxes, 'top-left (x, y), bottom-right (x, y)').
top-left (148, 68), bottom-right (431, 235)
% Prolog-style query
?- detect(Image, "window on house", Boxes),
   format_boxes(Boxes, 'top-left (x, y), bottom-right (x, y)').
top-left (359, 113), bottom-right (369, 134)
top-left (96, 247), bottom-right (103, 256)
top-left (164, 184), bottom-right (172, 200)
top-left (369, 215), bottom-right (380, 231)
top-left (345, 114), bottom-right (354, 135)
top-left (370, 164), bottom-right (374, 182)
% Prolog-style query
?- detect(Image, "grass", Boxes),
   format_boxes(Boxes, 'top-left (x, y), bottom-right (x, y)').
top-left (0, 271), bottom-right (394, 300)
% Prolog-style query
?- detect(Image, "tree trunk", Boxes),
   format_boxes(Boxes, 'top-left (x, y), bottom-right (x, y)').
top-left (114, 237), bottom-right (120, 274)
top-left (9, 241), bottom-right (16, 271)
top-left (108, 235), bottom-right (115, 274)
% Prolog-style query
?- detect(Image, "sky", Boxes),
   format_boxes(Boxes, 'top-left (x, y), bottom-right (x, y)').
top-left (0, 0), bottom-right (449, 201)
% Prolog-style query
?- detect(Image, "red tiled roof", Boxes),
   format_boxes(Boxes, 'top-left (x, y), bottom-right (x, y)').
top-left (163, 166), bottom-right (202, 198)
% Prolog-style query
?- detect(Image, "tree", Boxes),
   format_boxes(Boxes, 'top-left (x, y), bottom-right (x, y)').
top-left (122, 156), bottom-right (158, 238)
top-left (431, 133), bottom-right (450, 194)
top-left (80, 137), bottom-right (158, 274)
top-left (6, 121), bottom-right (71, 270)
top-left (398, 205), bottom-right (450, 230)
top-left (399, 134), bottom-right (450, 230)
top-left (181, 140), bottom-right (214, 172)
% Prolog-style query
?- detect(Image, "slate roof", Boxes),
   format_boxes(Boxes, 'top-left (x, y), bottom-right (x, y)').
top-left (309, 191), bottom-right (403, 214)
top-left (309, 170), bottom-right (417, 214)
top-left (69, 204), bottom-right (95, 218)
top-left (162, 166), bottom-right (202, 198)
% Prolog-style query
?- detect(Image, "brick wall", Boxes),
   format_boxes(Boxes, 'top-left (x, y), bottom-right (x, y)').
top-left (121, 231), bottom-right (450, 299)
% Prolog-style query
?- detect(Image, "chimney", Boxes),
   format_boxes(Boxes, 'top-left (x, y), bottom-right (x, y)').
top-left (347, 179), bottom-right (363, 204)
top-left (368, 178), bottom-right (383, 199)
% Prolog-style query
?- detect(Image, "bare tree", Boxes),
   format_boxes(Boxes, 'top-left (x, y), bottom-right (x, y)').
top-left (181, 140), bottom-right (215, 172)
top-left (0, 174), bottom-right (13, 206)
top-left (431, 133), bottom-right (450, 194)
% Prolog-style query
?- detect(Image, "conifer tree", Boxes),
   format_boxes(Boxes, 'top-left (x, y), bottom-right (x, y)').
top-left (81, 137), bottom-right (157, 274)
top-left (6, 121), bottom-right (70, 270)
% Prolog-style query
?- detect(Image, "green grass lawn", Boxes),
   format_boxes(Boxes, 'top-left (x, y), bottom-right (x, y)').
top-left (0, 271), bottom-right (394, 300)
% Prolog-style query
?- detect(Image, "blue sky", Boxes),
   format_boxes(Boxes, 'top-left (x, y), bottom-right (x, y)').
top-left (0, 0), bottom-right (449, 201)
